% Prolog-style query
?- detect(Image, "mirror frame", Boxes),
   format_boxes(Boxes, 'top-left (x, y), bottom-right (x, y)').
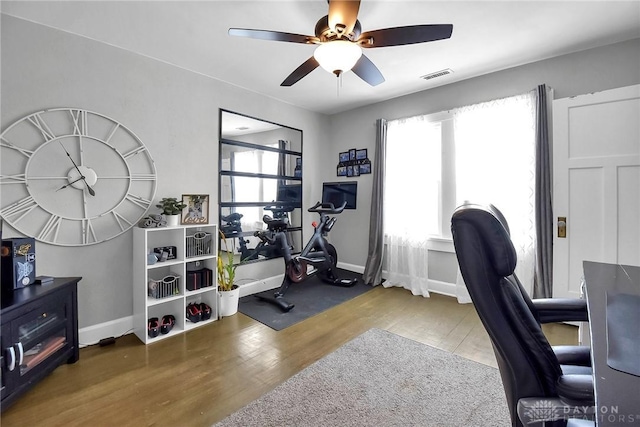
top-left (218, 109), bottom-right (303, 265)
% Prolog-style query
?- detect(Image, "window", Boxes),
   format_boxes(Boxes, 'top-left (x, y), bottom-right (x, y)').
top-left (453, 93), bottom-right (536, 286)
top-left (386, 92), bottom-right (535, 243)
top-left (383, 92), bottom-right (536, 295)
top-left (233, 145), bottom-right (279, 228)
top-left (385, 117), bottom-right (442, 240)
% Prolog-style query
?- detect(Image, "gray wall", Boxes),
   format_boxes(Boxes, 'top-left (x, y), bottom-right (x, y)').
top-left (1, 14), bottom-right (329, 329)
top-left (323, 38), bottom-right (640, 275)
top-left (2, 12), bottom-right (639, 329)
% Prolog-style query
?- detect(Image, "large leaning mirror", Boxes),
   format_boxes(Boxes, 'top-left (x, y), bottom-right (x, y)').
top-left (219, 110), bottom-right (303, 264)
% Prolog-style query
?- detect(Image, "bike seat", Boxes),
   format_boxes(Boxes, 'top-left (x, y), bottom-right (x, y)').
top-left (262, 215), bottom-right (289, 230)
top-left (221, 212), bottom-right (243, 222)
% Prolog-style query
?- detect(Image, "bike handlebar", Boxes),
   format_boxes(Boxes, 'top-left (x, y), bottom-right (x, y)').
top-left (308, 201), bottom-right (347, 214)
top-left (263, 204), bottom-right (296, 214)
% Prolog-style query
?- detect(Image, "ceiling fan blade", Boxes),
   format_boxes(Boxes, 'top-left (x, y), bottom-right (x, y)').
top-left (351, 54), bottom-right (385, 86)
top-left (229, 28), bottom-right (318, 44)
top-left (281, 57), bottom-right (320, 87)
top-left (328, 0), bottom-right (361, 36)
top-left (358, 24), bottom-right (453, 48)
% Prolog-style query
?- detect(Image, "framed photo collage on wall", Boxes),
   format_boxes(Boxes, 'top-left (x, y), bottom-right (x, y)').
top-left (337, 148), bottom-right (371, 177)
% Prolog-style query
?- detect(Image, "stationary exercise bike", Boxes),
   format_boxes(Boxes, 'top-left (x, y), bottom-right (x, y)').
top-left (259, 201), bottom-right (357, 312)
top-left (220, 211), bottom-right (280, 261)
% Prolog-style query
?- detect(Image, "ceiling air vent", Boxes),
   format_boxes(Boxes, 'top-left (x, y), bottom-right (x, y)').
top-left (420, 68), bottom-right (453, 81)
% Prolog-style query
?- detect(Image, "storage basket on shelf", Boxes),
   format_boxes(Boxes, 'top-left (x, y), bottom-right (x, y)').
top-left (148, 275), bottom-right (181, 299)
top-left (185, 231), bottom-right (213, 258)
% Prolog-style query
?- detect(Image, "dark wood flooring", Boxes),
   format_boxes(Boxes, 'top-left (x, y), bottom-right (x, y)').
top-left (1, 286), bottom-right (578, 426)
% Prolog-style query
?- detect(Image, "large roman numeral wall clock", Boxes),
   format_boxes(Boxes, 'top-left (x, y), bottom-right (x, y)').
top-left (1, 108), bottom-right (157, 246)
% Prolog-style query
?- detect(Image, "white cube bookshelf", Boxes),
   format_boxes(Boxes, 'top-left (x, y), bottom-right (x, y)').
top-left (133, 224), bottom-right (217, 344)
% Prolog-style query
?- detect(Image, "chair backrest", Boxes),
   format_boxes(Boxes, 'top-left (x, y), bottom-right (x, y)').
top-left (451, 202), bottom-right (562, 426)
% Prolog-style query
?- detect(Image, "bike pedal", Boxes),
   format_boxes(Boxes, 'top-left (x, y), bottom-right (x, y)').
top-left (336, 278), bottom-right (358, 287)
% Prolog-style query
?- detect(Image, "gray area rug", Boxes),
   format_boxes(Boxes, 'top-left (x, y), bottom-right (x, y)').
top-left (214, 328), bottom-right (510, 426)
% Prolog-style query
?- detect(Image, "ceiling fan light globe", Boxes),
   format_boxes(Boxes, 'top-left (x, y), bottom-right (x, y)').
top-left (313, 40), bottom-right (362, 75)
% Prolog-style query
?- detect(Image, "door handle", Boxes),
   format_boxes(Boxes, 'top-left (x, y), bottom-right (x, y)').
top-left (6, 346), bottom-right (16, 371)
top-left (16, 342), bottom-right (24, 367)
top-left (558, 217), bottom-right (567, 238)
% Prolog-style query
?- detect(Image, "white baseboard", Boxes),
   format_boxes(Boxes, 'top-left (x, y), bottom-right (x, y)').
top-left (237, 274), bottom-right (284, 296)
top-left (338, 263), bottom-right (459, 299)
top-left (337, 261), bottom-right (364, 274)
top-left (79, 316), bottom-right (133, 348)
top-left (427, 279), bottom-right (458, 298)
top-left (78, 269), bottom-right (460, 348)
top-left (78, 276), bottom-right (285, 348)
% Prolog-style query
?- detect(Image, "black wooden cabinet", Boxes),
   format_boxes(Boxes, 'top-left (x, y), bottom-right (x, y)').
top-left (1, 277), bottom-right (80, 411)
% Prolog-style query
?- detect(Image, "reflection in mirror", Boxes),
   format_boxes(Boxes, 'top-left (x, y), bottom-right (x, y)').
top-left (219, 110), bottom-right (303, 264)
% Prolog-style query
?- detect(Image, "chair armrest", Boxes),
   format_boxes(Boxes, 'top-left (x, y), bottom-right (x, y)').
top-left (532, 298), bottom-right (588, 323)
top-left (556, 374), bottom-right (595, 407)
top-left (553, 345), bottom-right (591, 367)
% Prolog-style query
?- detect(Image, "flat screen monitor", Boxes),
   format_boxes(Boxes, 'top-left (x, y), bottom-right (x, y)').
top-left (276, 184), bottom-right (302, 207)
top-left (322, 182), bottom-right (357, 210)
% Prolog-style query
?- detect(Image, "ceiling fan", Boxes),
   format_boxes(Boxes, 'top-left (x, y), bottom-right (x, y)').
top-left (229, 0), bottom-right (453, 87)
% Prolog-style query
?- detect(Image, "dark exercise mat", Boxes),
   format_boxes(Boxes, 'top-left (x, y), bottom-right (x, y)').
top-left (238, 269), bottom-right (372, 331)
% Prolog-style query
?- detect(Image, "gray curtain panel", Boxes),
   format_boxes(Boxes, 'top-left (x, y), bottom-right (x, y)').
top-left (362, 118), bottom-right (387, 286)
top-left (533, 84), bottom-right (554, 298)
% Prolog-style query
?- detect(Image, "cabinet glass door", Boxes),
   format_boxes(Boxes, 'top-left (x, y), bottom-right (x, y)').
top-left (13, 304), bottom-right (68, 376)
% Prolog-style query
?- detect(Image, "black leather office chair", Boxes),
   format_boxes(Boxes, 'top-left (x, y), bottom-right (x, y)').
top-left (451, 203), bottom-right (594, 427)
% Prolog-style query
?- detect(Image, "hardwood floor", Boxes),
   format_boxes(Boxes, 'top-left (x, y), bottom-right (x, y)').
top-left (1, 287), bottom-right (578, 427)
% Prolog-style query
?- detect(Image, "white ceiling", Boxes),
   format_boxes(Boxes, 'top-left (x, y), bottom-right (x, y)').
top-left (2, 1), bottom-right (639, 115)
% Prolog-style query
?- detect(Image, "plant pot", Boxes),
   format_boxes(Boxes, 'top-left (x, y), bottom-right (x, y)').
top-left (164, 214), bottom-right (180, 227)
top-left (219, 285), bottom-right (240, 317)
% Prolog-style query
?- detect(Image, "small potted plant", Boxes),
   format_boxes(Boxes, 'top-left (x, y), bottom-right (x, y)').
top-left (218, 231), bottom-right (240, 316)
top-left (156, 197), bottom-right (186, 227)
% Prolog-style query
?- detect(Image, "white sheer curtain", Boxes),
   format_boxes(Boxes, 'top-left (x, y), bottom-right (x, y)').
top-left (384, 117), bottom-right (441, 297)
top-left (453, 92), bottom-right (537, 301)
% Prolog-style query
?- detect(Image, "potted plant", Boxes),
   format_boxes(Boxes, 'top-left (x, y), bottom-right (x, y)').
top-left (156, 197), bottom-right (186, 227)
top-left (217, 231), bottom-right (240, 316)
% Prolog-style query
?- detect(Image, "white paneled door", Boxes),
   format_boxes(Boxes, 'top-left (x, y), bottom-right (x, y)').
top-left (553, 84), bottom-right (640, 299)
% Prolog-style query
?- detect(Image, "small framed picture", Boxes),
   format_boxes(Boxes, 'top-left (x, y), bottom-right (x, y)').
top-left (337, 165), bottom-right (347, 176)
top-left (349, 149), bottom-right (357, 161)
top-left (355, 149), bottom-right (368, 161)
top-left (182, 194), bottom-right (209, 224)
top-left (347, 165), bottom-right (353, 177)
top-left (359, 160), bottom-right (371, 174)
top-left (339, 151), bottom-right (350, 163)
top-left (353, 164), bottom-right (360, 177)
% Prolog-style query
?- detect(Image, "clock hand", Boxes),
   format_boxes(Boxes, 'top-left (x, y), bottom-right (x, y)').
top-left (59, 142), bottom-right (96, 196)
top-left (59, 141), bottom-right (82, 173)
top-left (85, 181), bottom-right (96, 197)
top-left (56, 176), bottom-right (85, 192)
